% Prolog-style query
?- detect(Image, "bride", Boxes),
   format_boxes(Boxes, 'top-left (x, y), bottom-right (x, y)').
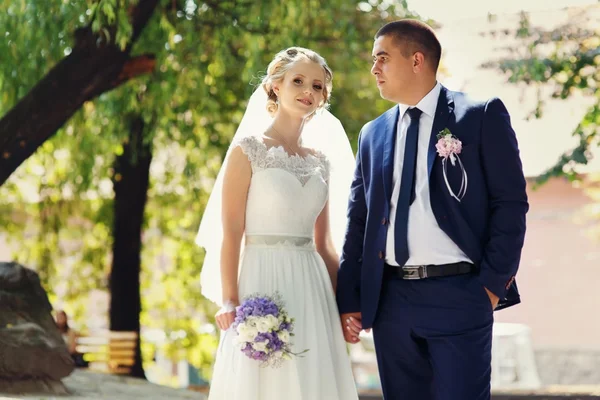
top-left (196, 47), bottom-right (359, 399)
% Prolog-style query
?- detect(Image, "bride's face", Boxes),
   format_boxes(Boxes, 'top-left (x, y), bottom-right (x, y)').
top-left (273, 60), bottom-right (326, 118)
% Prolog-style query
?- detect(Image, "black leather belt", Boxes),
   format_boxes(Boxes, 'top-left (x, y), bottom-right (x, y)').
top-left (384, 262), bottom-right (476, 280)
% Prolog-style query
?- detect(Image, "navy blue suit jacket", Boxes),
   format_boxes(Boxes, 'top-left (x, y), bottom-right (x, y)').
top-left (337, 85), bottom-right (529, 329)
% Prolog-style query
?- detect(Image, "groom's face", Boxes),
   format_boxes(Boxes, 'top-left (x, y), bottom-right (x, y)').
top-left (371, 35), bottom-right (415, 104)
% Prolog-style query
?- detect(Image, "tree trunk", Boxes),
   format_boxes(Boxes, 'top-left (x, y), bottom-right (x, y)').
top-left (109, 115), bottom-right (153, 379)
top-left (0, 0), bottom-right (160, 187)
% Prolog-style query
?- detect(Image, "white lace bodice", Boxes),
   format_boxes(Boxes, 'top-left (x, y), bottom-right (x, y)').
top-left (236, 136), bottom-right (330, 238)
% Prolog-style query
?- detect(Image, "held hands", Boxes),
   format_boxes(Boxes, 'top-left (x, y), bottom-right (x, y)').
top-left (340, 312), bottom-right (370, 344)
top-left (215, 300), bottom-right (238, 331)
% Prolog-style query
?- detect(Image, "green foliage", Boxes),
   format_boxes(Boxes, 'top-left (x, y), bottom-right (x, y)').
top-left (88, 0), bottom-right (137, 49)
top-left (484, 10), bottom-right (600, 185)
top-left (0, 0), bottom-right (82, 102)
top-left (0, 0), bottom-right (422, 377)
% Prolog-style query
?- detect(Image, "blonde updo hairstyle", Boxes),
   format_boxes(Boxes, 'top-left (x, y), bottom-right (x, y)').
top-left (262, 47), bottom-right (333, 118)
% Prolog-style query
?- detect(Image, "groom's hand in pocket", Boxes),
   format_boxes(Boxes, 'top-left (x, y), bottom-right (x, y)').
top-left (341, 312), bottom-right (370, 343)
top-left (484, 287), bottom-right (500, 310)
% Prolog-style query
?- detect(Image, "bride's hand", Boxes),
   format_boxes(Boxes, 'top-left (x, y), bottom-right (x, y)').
top-left (341, 312), bottom-right (369, 343)
top-left (215, 301), bottom-right (238, 331)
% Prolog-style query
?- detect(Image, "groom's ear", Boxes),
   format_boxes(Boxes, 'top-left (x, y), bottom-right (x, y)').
top-left (412, 52), bottom-right (426, 72)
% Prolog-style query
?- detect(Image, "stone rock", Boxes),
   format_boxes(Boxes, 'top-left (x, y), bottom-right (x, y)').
top-left (0, 262), bottom-right (74, 393)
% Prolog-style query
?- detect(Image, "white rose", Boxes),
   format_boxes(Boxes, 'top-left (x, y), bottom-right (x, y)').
top-left (246, 327), bottom-right (258, 340)
top-left (278, 330), bottom-right (290, 343)
top-left (265, 315), bottom-right (279, 330)
top-left (234, 332), bottom-right (247, 344)
top-left (245, 316), bottom-right (258, 328)
top-left (236, 323), bottom-right (247, 335)
top-left (237, 323), bottom-right (258, 341)
top-left (252, 341), bottom-right (268, 352)
top-left (256, 318), bottom-right (271, 333)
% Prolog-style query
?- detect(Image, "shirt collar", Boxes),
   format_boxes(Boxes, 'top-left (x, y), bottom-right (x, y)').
top-left (398, 81), bottom-right (441, 120)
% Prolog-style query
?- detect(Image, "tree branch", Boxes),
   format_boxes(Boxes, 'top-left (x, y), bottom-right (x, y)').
top-left (0, 0), bottom-right (161, 186)
top-left (114, 54), bottom-right (157, 86)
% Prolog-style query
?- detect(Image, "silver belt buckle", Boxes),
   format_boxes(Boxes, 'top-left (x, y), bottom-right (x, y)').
top-left (402, 265), bottom-right (428, 280)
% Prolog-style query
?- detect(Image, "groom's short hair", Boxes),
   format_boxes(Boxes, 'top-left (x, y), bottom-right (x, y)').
top-left (375, 19), bottom-right (442, 72)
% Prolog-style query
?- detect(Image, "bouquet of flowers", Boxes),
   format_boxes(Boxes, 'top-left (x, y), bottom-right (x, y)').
top-left (232, 292), bottom-right (307, 368)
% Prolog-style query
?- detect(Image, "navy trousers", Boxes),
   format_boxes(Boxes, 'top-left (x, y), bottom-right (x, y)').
top-left (373, 269), bottom-right (494, 400)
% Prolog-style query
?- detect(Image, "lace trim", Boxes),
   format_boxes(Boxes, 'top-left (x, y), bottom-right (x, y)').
top-left (235, 136), bottom-right (330, 183)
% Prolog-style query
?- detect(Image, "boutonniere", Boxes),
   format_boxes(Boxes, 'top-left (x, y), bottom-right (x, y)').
top-left (436, 128), bottom-right (468, 202)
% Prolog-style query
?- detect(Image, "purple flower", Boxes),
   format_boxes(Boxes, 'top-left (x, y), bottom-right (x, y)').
top-left (279, 322), bottom-right (291, 331)
top-left (232, 292), bottom-right (306, 367)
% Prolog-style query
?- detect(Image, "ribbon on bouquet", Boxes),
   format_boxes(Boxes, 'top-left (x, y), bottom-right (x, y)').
top-left (441, 153), bottom-right (468, 202)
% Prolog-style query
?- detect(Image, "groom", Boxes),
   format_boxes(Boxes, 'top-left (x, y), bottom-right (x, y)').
top-left (337, 19), bottom-right (528, 399)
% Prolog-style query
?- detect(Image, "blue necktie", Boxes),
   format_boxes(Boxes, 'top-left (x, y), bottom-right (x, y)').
top-left (394, 107), bottom-right (422, 266)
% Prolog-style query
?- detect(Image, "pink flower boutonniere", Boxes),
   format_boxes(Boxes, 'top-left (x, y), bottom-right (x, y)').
top-left (436, 128), bottom-right (462, 164)
top-left (436, 128), bottom-right (468, 202)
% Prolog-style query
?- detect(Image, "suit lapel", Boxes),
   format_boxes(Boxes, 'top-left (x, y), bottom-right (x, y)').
top-left (427, 86), bottom-right (455, 177)
top-left (382, 106), bottom-right (400, 203)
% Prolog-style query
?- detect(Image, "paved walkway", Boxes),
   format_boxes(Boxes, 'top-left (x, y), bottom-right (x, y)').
top-left (1, 370), bottom-right (207, 399)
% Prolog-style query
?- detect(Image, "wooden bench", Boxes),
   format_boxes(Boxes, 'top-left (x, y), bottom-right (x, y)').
top-left (188, 384), bottom-right (210, 394)
top-left (75, 330), bottom-right (138, 375)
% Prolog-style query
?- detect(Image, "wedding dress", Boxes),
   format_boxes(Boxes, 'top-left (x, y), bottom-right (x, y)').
top-left (207, 136), bottom-right (359, 400)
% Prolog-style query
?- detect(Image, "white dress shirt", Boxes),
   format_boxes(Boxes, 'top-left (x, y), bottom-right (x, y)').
top-left (385, 82), bottom-right (472, 266)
